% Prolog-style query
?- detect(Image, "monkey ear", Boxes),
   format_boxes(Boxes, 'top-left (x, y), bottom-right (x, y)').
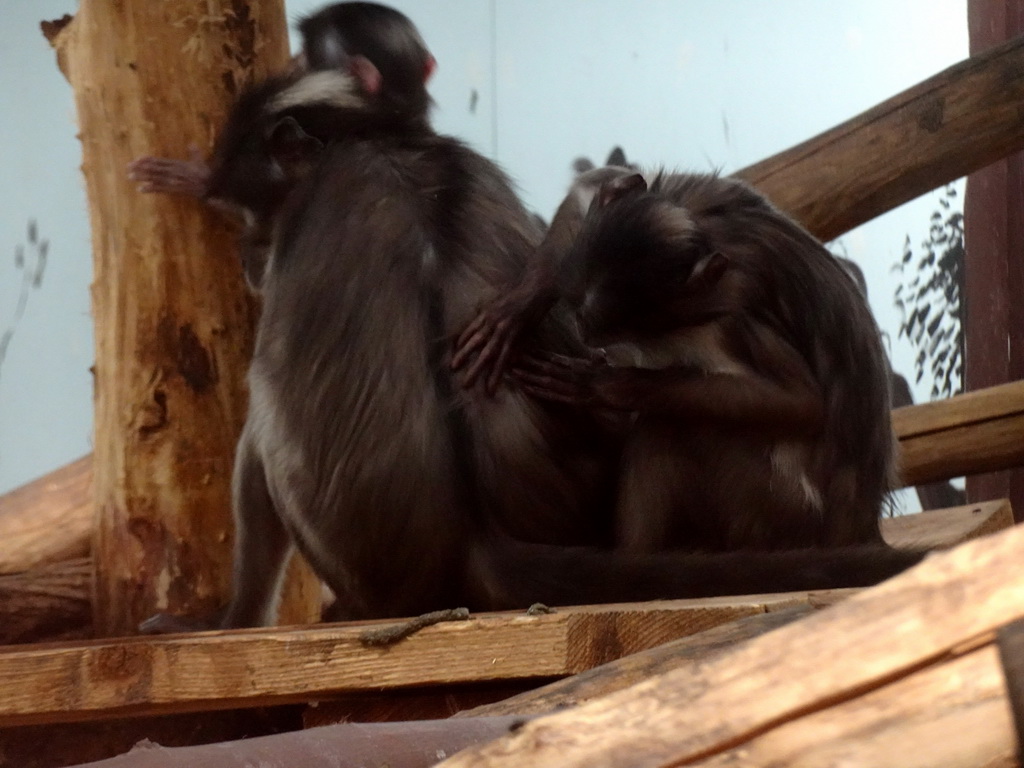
top-left (606, 146), bottom-right (628, 167)
top-left (266, 116), bottom-right (323, 165)
top-left (597, 173), bottom-right (647, 208)
top-left (348, 54), bottom-right (383, 95)
top-left (423, 55), bottom-right (438, 83)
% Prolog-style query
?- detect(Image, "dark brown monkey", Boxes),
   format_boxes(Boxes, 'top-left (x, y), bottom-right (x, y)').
top-left (128, 0), bottom-right (436, 292)
top-left (140, 14), bottom-right (924, 630)
top-left (512, 169), bottom-right (897, 551)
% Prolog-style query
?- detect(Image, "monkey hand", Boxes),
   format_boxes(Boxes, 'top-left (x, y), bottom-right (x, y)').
top-left (127, 145), bottom-right (210, 198)
top-left (452, 283), bottom-right (546, 394)
top-left (512, 351), bottom-right (633, 409)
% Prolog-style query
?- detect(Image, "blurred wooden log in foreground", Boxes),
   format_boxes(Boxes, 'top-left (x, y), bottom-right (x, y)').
top-left (437, 522), bottom-right (1024, 768)
top-left (47, 519), bottom-right (1024, 768)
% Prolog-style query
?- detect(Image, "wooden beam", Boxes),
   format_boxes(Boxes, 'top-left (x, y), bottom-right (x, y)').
top-left (436, 520), bottom-right (1024, 768)
top-left (0, 559), bottom-right (91, 645)
top-left (47, 2), bottom-right (321, 635)
top-left (736, 33), bottom-right (1024, 242)
top-left (893, 380), bottom-right (1024, 486)
top-left (0, 456), bottom-right (91, 575)
top-left (0, 592), bottom-right (840, 727)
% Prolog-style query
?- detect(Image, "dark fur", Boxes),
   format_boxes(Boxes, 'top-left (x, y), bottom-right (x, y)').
top-left (299, 1), bottom-right (434, 125)
top-left (215, 64), bottom-right (925, 626)
top-left (145, 9), bottom-right (924, 629)
top-left (525, 168), bottom-right (896, 551)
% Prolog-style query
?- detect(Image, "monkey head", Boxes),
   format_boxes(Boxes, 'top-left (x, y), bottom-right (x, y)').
top-left (559, 173), bottom-right (728, 345)
top-left (297, 2), bottom-right (436, 124)
top-left (204, 55), bottom-right (411, 228)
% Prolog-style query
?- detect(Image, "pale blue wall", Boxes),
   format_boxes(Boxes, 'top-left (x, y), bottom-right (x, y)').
top-left (0, 1), bottom-right (92, 494)
top-left (0, 1), bottom-right (967, 495)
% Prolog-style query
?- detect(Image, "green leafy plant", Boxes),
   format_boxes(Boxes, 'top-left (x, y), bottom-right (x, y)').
top-left (893, 185), bottom-right (964, 399)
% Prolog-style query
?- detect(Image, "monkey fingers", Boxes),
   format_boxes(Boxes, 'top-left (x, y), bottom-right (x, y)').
top-left (452, 311), bottom-right (519, 394)
top-left (512, 352), bottom-right (603, 407)
top-left (127, 146), bottom-right (210, 197)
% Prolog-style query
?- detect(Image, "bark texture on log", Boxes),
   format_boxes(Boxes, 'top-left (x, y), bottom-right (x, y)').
top-left (46, 1), bottom-right (319, 637)
top-left (436, 522), bottom-right (1024, 768)
top-left (0, 558), bottom-right (92, 644)
top-left (0, 455), bottom-right (91, 574)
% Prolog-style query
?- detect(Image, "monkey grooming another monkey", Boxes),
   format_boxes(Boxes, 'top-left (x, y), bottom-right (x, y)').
top-left (138, 7), bottom-right (925, 632)
top-left (510, 169), bottom-right (897, 552)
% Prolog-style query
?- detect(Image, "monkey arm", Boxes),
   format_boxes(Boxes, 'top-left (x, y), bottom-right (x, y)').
top-left (127, 145), bottom-right (210, 198)
top-left (451, 256), bottom-right (560, 394)
top-left (514, 352), bottom-right (824, 438)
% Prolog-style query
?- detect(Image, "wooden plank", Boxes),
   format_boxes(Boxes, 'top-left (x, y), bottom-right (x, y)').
top-left (881, 499), bottom-right (1014, 550)
top-left (892, 380), bottom-right (1024, 438)
top-left (0, 456), bottom-right (91, 574)
top-left (304, 604), bottom-right (826, 727)
top-left (735, 34), bottom-right (1024, 242)
top-left (436, 517), bottom-right (1024, 768)
top-left (0, 591), bottom-right (833, 727)
top-left (893, 380), bottom-right (1024, 486)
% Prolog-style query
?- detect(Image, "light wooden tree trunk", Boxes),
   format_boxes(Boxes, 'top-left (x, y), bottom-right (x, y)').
top-left (46, 1), bottom-right (320, 636)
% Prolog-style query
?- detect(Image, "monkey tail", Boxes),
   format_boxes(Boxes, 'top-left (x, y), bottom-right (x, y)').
top-left (468, 538), bottom-right (927, 609)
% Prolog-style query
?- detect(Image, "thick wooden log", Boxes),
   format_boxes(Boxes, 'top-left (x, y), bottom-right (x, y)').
top-left (894, 380), bottom-right (1024, 486)
top-left (0, 559), bottom-right (92, 645)
top-left (0, 455), bottom-right (91, 574)
top-left (436, 518), bottom-right (1024, 768)
top-left (46, 1), bottom-right (319, 635)
top-left (736, 34), bottom-right (1024, 242)
top-left (0, 591), bottom-right (841, 727)
top-left (685, 645), bottom-right (1015, 767)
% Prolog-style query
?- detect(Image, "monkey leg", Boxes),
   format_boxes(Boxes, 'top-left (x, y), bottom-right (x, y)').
top-left (219, 438), bottom-right (294, 628)
top-left (614, 424), bottom-right (707, 553)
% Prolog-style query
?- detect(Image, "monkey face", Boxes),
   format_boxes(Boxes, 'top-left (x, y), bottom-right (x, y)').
top-left (565, 194), bottom-right (717, 344)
